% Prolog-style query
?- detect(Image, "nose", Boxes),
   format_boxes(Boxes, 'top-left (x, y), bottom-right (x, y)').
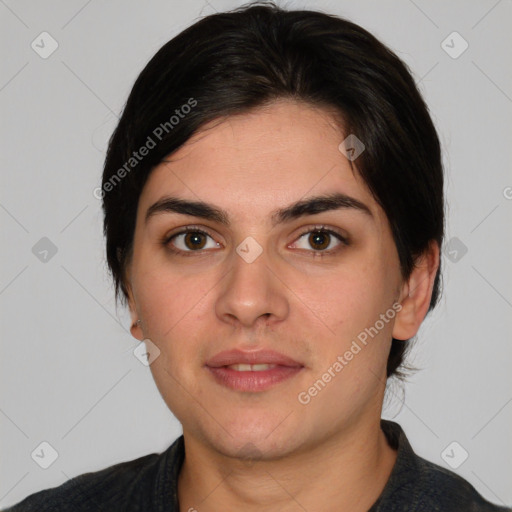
top-left (215, 241), bottom-right (289, 329)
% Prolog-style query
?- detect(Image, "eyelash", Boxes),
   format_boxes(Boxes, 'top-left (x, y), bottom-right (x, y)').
top-left (161, 225), bottom-right (348, 258)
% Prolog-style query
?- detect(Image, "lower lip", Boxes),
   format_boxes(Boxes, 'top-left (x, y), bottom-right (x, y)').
top-left (206, 365), bottom-right (303, 392)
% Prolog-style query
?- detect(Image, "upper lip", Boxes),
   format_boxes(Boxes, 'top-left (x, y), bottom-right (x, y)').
top-left (205, 349), bottom-right (303, 368)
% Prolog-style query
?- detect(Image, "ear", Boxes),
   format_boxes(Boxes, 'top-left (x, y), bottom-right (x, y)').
top-left (125, 267), bottom-right (145, 342)
top-left (392, 240), bottom-right (440, 341)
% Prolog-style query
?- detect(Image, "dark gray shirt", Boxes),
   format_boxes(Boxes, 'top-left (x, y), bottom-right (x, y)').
top-left (4, 420), bottom-right (510, 511)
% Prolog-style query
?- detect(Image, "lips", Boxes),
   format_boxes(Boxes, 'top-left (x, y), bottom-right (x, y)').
top-left (206, 349), bottom-right (302, 368)
top-left (205, 349), bottom-right (304, 392)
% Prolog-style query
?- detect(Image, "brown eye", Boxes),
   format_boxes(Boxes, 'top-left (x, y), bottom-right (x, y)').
top-left (166, 229), bottom-right (219, 253)
top-left (183, 232), bottom-right (207, 250)
top-left (308, 231), bottom-right (331, 250)
top-left (292, 227), bottom-right (347, 254)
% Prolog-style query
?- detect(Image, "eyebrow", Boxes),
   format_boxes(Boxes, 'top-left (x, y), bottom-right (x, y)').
top-left (145, 192), bottom-right (373, 227)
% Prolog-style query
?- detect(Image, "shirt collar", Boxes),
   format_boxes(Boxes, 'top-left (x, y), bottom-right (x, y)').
top-left (368, 419), bottom-right (421, 510)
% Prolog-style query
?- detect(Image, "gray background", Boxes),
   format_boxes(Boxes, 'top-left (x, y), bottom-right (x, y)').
top-left (1, 0), bottom-right (511, 508)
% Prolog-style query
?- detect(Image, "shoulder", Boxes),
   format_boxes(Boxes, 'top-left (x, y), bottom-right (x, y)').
top-left (2, 438), bottom-right (183, 512)
top-left (376, 421), bottom-right (511, 512)
top-left (410, 456), bottom-right (510, 511)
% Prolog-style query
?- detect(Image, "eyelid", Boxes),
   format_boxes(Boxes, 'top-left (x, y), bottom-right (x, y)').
top-left (289, 224), bottom-right (348, 255)
top-left (162, 225), bottom-right (219, 253)
top-left (294, 224), bottom-right (348, 243)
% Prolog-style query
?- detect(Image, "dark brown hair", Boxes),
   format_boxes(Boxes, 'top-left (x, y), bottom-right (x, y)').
top-left (101, 1), bottom-right (444, 379)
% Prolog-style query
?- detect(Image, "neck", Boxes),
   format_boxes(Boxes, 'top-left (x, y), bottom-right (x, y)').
top-left (177, 416), bottom-right (397, 511)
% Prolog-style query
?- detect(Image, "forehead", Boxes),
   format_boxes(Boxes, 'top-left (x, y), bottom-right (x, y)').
top-left (138, 100), bottom-right (384, 226)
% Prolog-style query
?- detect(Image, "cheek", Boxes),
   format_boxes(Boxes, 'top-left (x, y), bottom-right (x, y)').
top-left (134, 264), bottom-right (213, 338)
top-left (320, 263), bottom-right (389, 330)
top-left (133, 267), bottom-right (218, 392)
top-left (312, 263), bottom-right (397, 380)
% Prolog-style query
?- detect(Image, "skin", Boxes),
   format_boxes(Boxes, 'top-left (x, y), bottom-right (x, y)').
top-left (125, 99), bottom-right (439, 511)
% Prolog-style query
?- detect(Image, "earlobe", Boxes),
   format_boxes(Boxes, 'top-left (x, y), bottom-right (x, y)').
top-left (126, 279), bottom-right (145, 341)
top-left (130, 319), bottom-right (144, 341)
top-left (392, 241), bottom-right (440, 341)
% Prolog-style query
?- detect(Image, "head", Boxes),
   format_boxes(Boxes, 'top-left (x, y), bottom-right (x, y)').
top-left (101, 2), bottom-right (443, 457)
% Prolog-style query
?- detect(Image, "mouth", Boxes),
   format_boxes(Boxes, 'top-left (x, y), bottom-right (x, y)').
top-left (225, 363), bottom-right (279, 371)
top-left (205, 349), bottom-right (304, 392)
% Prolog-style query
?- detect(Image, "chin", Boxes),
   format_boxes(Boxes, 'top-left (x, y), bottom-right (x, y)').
top-left (213, 432), bottom-right (298, 462)
top-left (201, 411), bottom-right (303, 460)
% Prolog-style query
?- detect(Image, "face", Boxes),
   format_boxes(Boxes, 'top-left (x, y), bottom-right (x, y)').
top-left (126, 100), bottom-right (407, 460)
